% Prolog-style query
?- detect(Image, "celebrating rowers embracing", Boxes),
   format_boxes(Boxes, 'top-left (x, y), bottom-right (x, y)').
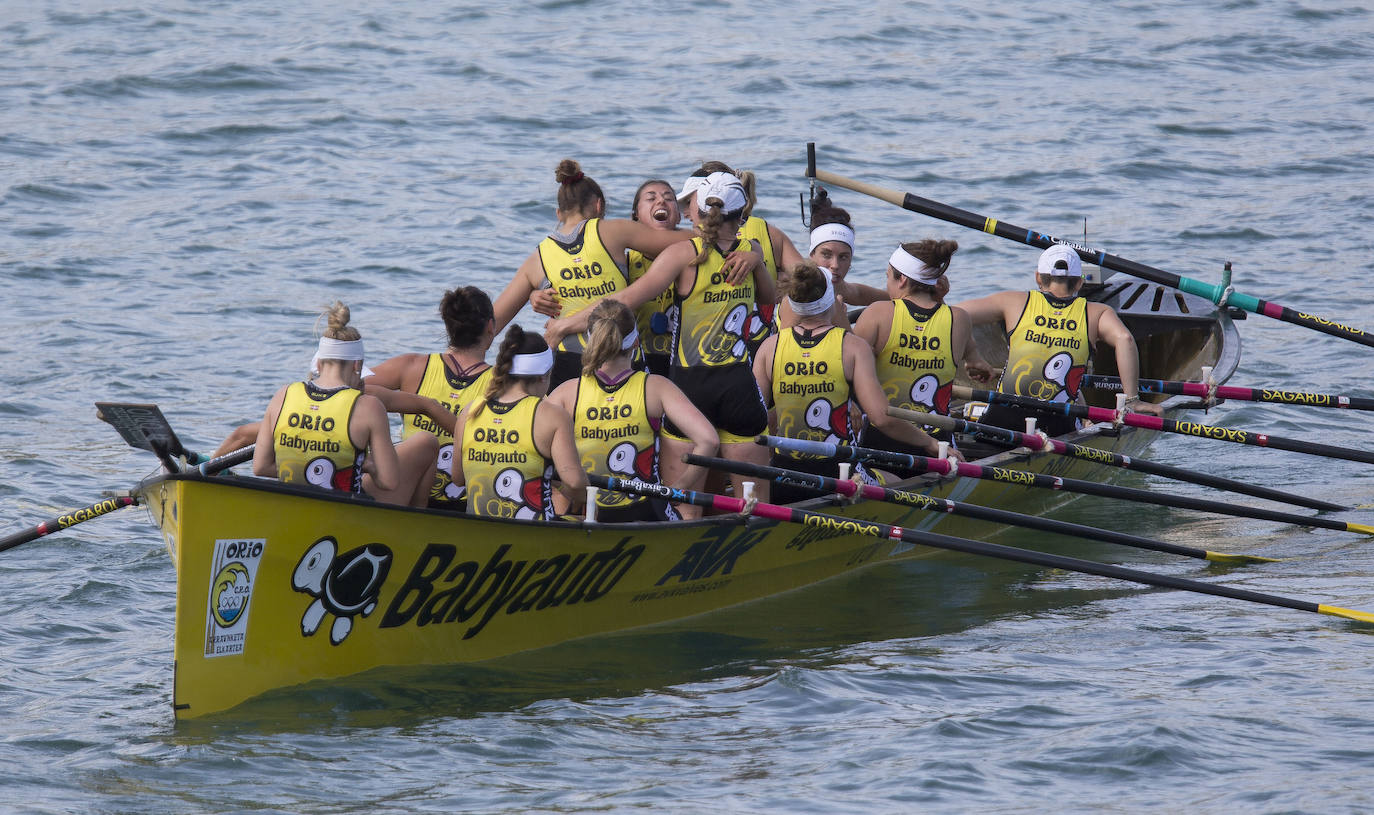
top-left (545, 170), bottom-right (774, 513)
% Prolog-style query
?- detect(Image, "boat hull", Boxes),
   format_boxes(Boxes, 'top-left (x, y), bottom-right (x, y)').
top-left (137, 278), bottom-right (1239, 718)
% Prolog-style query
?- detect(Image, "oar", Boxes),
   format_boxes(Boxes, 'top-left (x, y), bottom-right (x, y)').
top-left (759, 435), bottom-right (1374, 537)
top-left (804, 143), bottom-right (1374, 349)
top-left (0, 496), bottom-right (138, 554)
top-left (0, 445), bottom-right (254, 555)
top-left (1084, 374), bottom-right (1374, 412)
top-left (953, 385), bottom-right (1374, 466)
top-left (685, 453), bottom-right (1275, 565)
top-left (892, 407), bottom-right (1345, 512)
top-left (590, 474), bottom-right (1374, 625)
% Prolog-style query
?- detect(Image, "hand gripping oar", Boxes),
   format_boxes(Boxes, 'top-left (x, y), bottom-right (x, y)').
top-left (589, 474), bottom-right (1374, 625)
top-left (1083, 374), bottom-right (1374, 412)
top-left (759, 435), bottom-right (1374, 538)
top-left (952, 385), bottom-right (1374, 466)
top-left (890, 406), bottom-right (1344, 512)
top-left (804, 143), bottom-right (1374, 349)
top-left (684, 453), bottom-right (1275, 565)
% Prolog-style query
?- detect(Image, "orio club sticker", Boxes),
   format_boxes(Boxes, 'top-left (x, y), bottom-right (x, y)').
top-left (203, 538), bottom-right (266, 658)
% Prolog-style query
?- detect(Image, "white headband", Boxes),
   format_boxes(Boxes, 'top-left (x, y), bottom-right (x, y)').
top-left (889, 246), bottom-right (944, 284)
top-left (787, 268), bottom-right (835, 317)
top-left (621, 327), bottom-right (640, 351)
top-left (311, 337), bottom-right (368, 377)
top-left (509, 347), bottom-right (554, 377)
top-left (809, 223), bottom-right (855, 254)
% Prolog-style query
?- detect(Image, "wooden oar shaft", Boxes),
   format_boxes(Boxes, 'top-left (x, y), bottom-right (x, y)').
top-left (0, 496), bottom-right (137, 554)
top-left (759, 435), bottom-right (1374, 536)
top-left (590, 474), bottom-right (1374, 625)
top-left (685, 454), bottom-right (1273, 564)
top-left (809, 163), bottom-right (1374, 349)
top-left (955, 386), bottom-right (1374, 466)
top-left (1084, 374), bottom-right (1374, 411)
top-left (901, 408), bottom-right (1344, 511)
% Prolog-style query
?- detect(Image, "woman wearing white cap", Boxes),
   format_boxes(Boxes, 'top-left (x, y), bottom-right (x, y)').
top-left (677, 160), bottom-right (805, 351)
top-left (854, 240), bottom-right (994, 471)
top-left (545, 170), bottom-right (775, 511)
top-left (755, 261), bottom-right (940, 502)
top-left (956, 244), bottom-right (1163, 436)
top-left (252, 302), bottom-right (439, 507)
top-left (451, 325), bottom-right (586, 520)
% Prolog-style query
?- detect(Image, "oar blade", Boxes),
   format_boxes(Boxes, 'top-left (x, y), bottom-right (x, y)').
top-left (1318, 605), bottom-right (1374, 625)
top-left (1203, 551), bottom-right (1282, 565)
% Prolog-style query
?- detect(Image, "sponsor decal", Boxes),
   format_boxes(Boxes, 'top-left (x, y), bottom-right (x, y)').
top-left (1260, 389), bottom-right (1333, 407)
top-left (380, 537), bottom-right (642, 639)
top-left (292, 537), bottom-right (393, 645)
top-left (1173, 422), bottom-right (1250, 443)
top-left (204, 538), bottom-right (266, 658)
top-left (1296, 313), bottom-right (1364, 336)
top-left (656, 526), bottom-right (767, 585)
top-left (990, 466), bottom-right (1038, 485)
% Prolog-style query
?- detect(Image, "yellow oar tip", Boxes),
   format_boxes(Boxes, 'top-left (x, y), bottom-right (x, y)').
top-left (1204, 552), bottom-right (1281, 565)
top-left (1318, 605), bottom-right (1374, 625)
top-left (1347, 522), bottom-right (1374, 536)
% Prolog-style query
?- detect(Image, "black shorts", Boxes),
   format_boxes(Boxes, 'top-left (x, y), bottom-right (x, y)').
top-left (663, 363), bottom-right (767, 445)
top-left (978, 403), bottom-right (1079, 438)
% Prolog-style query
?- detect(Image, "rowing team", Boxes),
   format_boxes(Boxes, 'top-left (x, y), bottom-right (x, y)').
top-left (233, 158), bottom-right (1162, 521)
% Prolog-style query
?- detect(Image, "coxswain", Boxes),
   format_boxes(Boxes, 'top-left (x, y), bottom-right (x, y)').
top-left (955, 244), bottom-right (1164, 436)
top-left (252, 302), bottom-right (439, 507)
top-left (853, 239), bottom-right (996, 473)
top-left (364, 286), bottom-right (495, 510)
top-left (547, 299), bottom-right (717, 522)
top-left (451, 326), bottom-right (586, 520)
top-left (754, 262), bottom-right (940, 503)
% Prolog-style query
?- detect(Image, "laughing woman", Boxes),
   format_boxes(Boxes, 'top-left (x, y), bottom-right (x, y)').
top-left (754, 263), bottom-right (939, 503)
top-left (494, 159), bottom-right (696, 390)
top-left (547, 299), bottom-right (718, 522)
top-left (252, 302), bottom-right (439, 507)
top-left (450, 326), bottom-right (587, 520)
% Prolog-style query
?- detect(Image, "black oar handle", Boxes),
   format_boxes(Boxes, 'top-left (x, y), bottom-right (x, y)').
top-left (809, 157), bottom-right (1374, 349)
top-left (909, 408), bottom-right (1345, 512)
top-left (684, 453), bottom-right (1270, 564)
top-left (592, 474), bottom-right (1372, 624)
top-left (0, 496), bottom-right (137, 554)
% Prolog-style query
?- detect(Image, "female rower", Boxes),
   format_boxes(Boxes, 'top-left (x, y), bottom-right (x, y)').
top-left (754, 262), bottom-right (940, 503)
top-left (778, 191), bottom-right (887, 330)
top-left (853, 239), bottom-right (995, 470)
top-left (678, 160), bottom-right (805, 350)
top-left (364, 286), bottom-right (495, 509)
top-left (547, 299), bottom-right (717, 522)
top-left (545, 171), bottom-right (776, 511)
top-left (252, 302), bottom-right (438, 507)
top-left (955, 244), bottom-right (1163, 436)
top-left (494, 159), bottom-right (699, 389)
top-left (450, 326), bottom-right (587, 520)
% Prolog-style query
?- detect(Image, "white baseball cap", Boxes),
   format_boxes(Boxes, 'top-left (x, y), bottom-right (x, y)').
top-left (696, 171), bottom-right (748, 216)
top-left (677, 174), bottom-right (707, 202)
top-left (1037, 244), bottom-right (1083, 277)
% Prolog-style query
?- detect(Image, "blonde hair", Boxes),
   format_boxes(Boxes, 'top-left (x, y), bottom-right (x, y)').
top-left (315, 301), bottom-right (361, 341)
top-left (581, 300), bottom-right (637, 376)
